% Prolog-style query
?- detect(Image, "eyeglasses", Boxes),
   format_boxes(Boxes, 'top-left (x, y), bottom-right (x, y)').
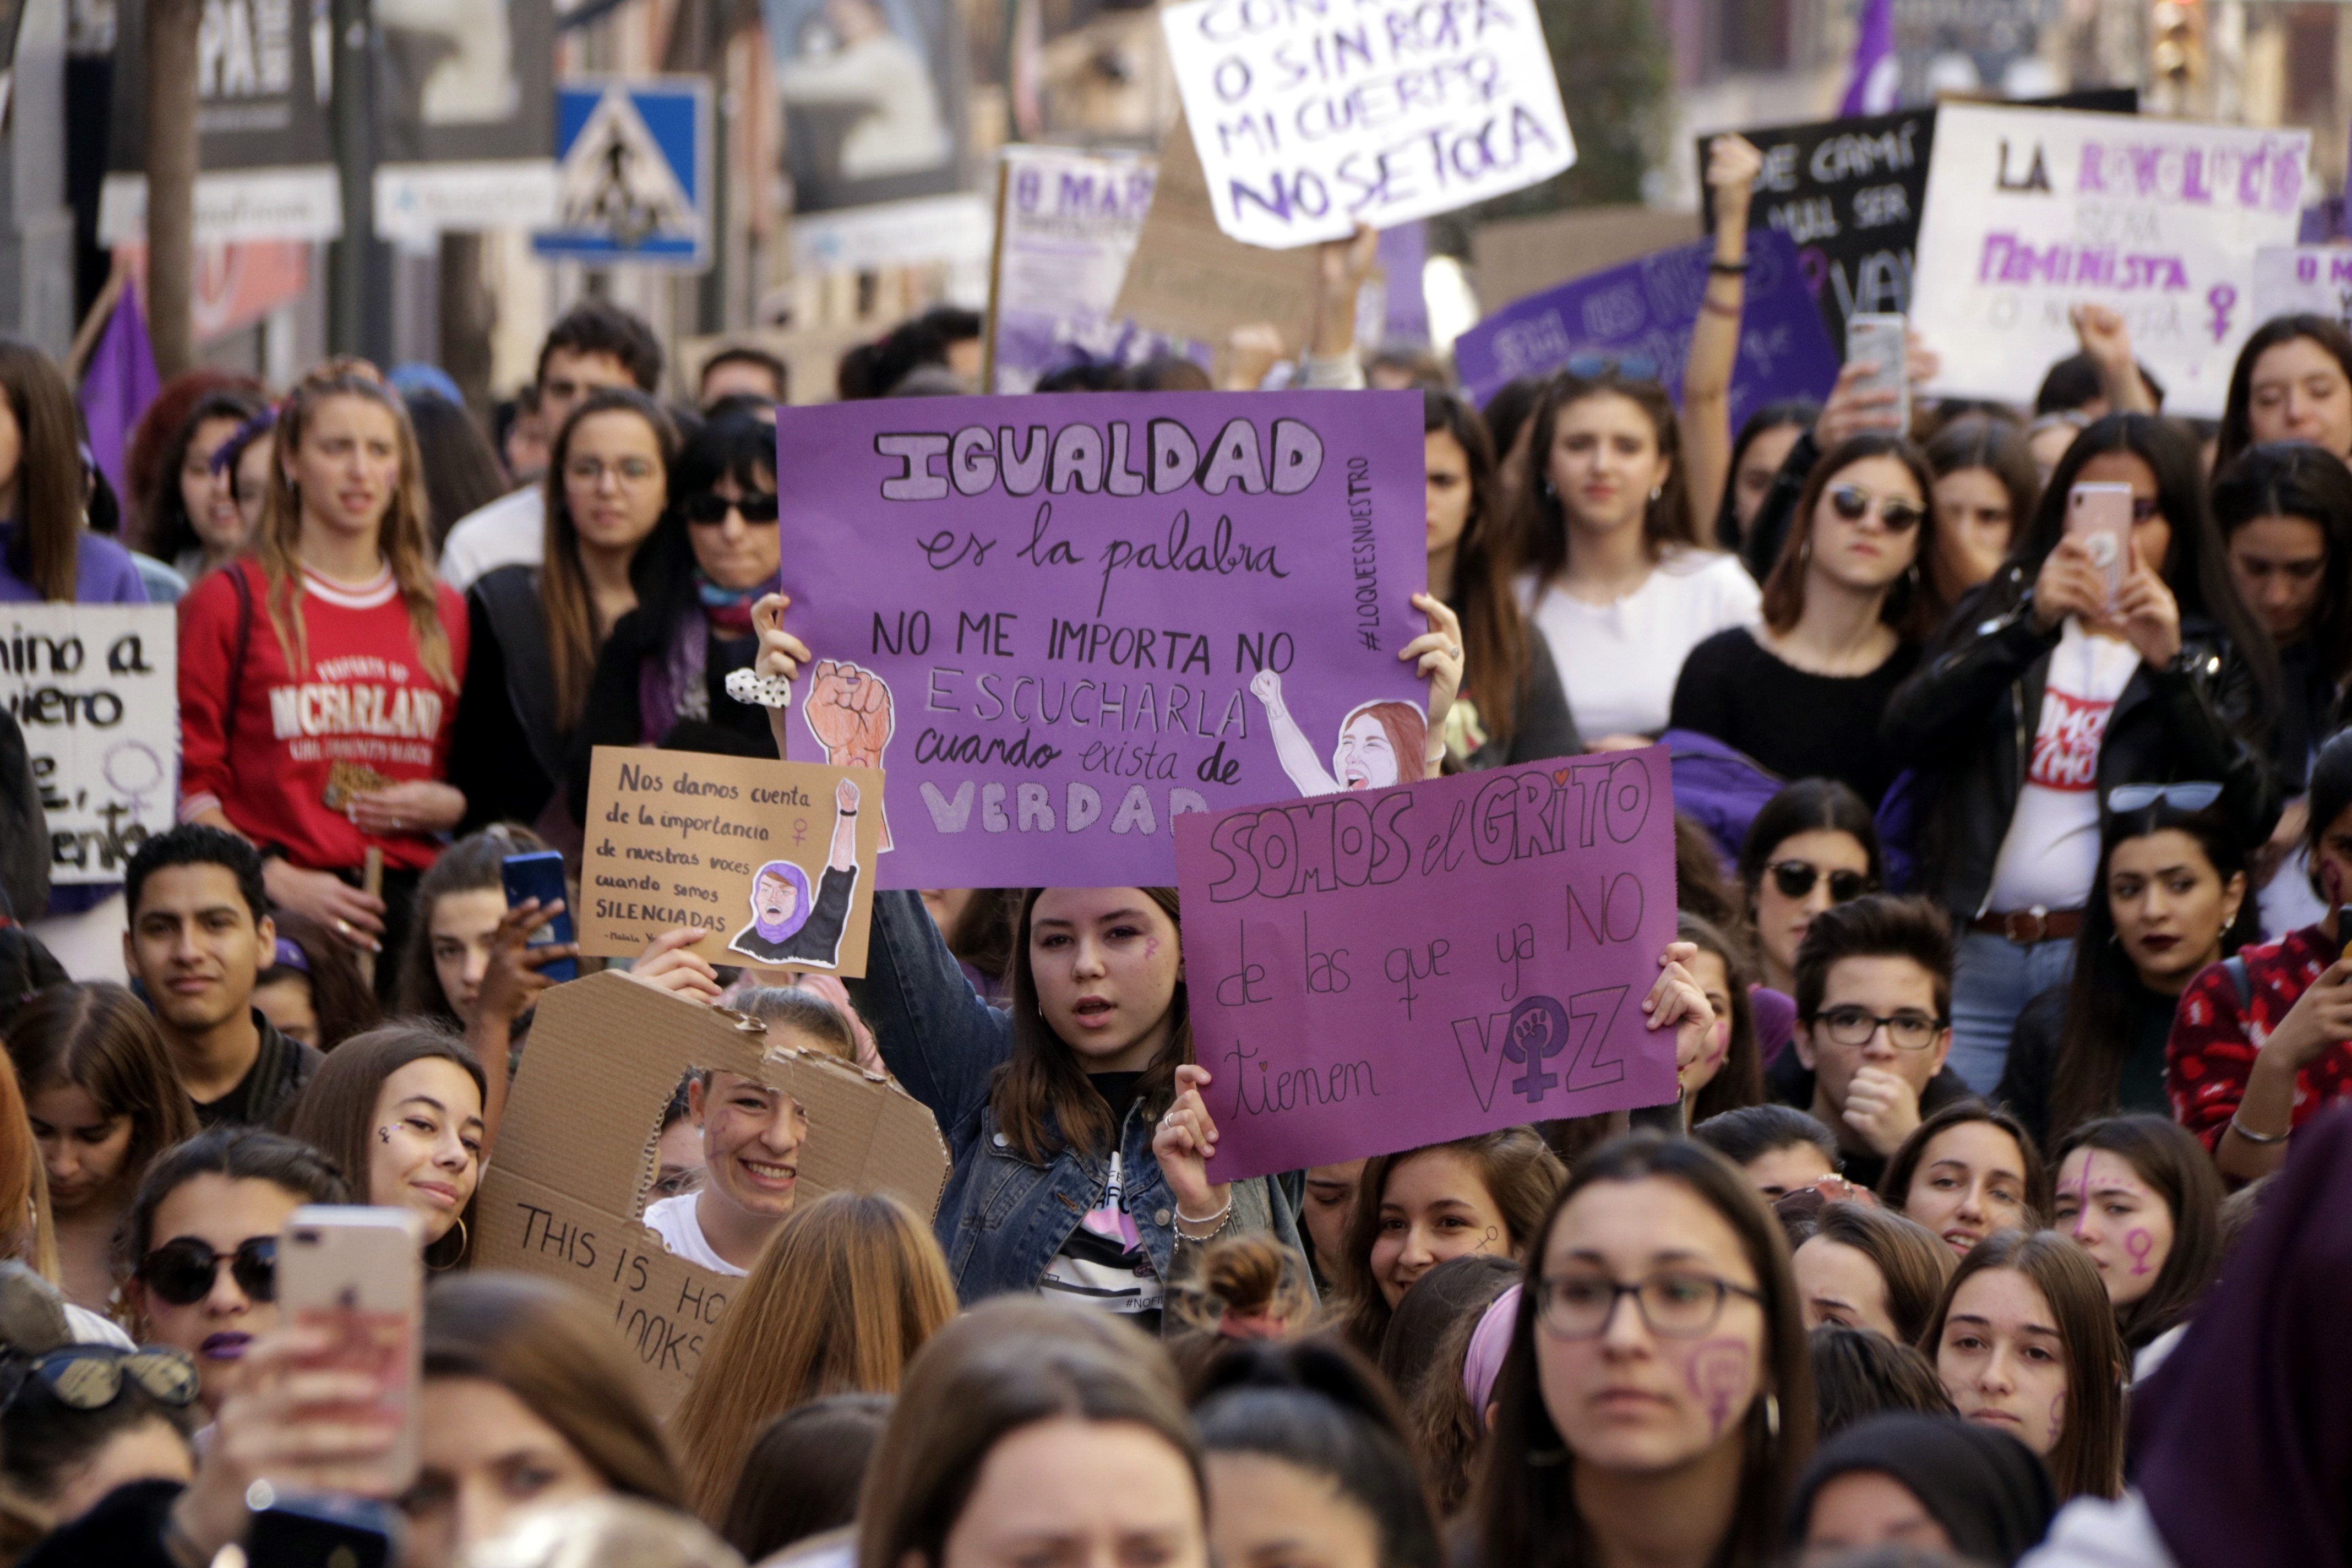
top-left (0, 1347), bottom-right (199, 1413)
top-left (1812, 1005), bottom-right (1947, 1050)
top-left (1537, 1271), bottom-right (1762, 1340)
top-left (564, 456), bottom-right (660, 487)
top-left (1827, 484), bottom-right (1927, 533)
top-left (682, 491), bottom-right (781, 526)
top-left (1565, 352), bottom-right (1660, 382)
top-left (135, 1236), bottom-right (276, 1307)
top-left (1766, 861), bottom-right (1875, 903)
top-left (2107, 781), bottom-right (2222, 814)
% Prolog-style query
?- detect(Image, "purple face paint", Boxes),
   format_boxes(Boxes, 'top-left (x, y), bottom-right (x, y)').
top-left (2125, 1228), bottom-right (2157, 1275)
top-left (1685, 1338), bottom-right (1752, 1439)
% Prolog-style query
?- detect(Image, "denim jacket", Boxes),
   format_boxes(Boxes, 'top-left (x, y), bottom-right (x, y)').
top-left (847, 890), bottom-right (1307, 1306)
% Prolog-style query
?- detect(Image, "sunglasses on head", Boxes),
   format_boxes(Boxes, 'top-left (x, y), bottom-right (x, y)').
top-left (2107, 781), bottom-right (2223, 814)
top-left (136, 1235), bottom-right (276, 1308)
top-left (1827, 484), bottom-right (1926, 532)
top-left (682, 491), bottom-right (780, 525)
top-left (1766, 860), bottom-right (1876, 903)
top-left (0, 1346), bottom-right (199, 1414)
top-left (1565, 352), bottom-right (1660, 382)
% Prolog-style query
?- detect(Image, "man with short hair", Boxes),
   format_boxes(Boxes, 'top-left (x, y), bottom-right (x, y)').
top-left (123, 826), bottom-right (322, 1127)
top-left (698, 345), bottom-right (788, 409)
top-left (641, 1070), bottom-right (808, 1276)
top-left (1767, 894), bottom-right (1973, 1189)
top-left (439, 302), bottom-right (666, 591)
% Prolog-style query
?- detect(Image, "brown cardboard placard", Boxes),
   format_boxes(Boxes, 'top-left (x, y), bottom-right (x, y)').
top-left (1110, 111), bottom-right (1320, 355)
top-left (1468, 205), bottom-right (1698, 319)
top-left (473, 971), bottom-right (950, 1412)
top-left (581, 746), bottom-right (883, 977)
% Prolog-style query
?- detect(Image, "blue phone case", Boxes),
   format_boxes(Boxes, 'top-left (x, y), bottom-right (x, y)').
top-left (500, 852), bottom-right (579, 984)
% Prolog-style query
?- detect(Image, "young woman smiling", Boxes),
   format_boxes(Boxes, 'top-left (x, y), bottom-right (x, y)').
top-left (1880, 1101), bottom-right (2048, 1260)
top-left (2049, 1115), bottom-right (2223, 1373)
top-left (1672, 434), bottom-right (1942, 807)
top-left (5, 985), bottom-right (198, 1313)
top-left (286, 1026), bottom-right (486, 1268)
top-left (2214, 312), bottom-right (2352, 471)
top-left (1921, 1228), bottom-right (2126, 1502)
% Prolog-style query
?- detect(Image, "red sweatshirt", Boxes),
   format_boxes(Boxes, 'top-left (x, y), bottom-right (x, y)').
top-left (2168, 923), bottom-right (2352, 1151)
top-left (178, 560), bottom-right (469, 873)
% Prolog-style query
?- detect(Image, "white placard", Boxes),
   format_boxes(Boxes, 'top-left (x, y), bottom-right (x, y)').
top-left (3, 606), bottom-right (177, 886)
top-left (1158, 0), bottom-right (1576, 251)
top-left (2252, 246), bottom-right (2352, 335)
top-left (1911, 105), bottom-right (2310, 418)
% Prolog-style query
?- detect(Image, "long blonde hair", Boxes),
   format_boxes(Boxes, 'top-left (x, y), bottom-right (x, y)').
top-left (252, 361), bottom-right (455, 689)
top-left (668, 1191), bottom-right (957, 1521)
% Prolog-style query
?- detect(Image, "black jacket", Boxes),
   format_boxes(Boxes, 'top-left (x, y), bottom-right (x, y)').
top-left (1881, 570), bottom-right (2280, 921)
top-left (450, 567), bottom-right (564, 835)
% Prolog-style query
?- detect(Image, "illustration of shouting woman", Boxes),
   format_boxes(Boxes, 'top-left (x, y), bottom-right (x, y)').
top-left (1253, 670), bottom-right (1429, 796)
top-left (727, 777), bottom-right (865, 967)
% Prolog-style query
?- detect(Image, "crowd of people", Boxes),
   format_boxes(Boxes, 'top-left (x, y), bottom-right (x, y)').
top-left (0, 131), bottom-right (2346, 1567)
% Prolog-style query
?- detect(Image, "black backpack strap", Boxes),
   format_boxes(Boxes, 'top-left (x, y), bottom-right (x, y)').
top-left (2224, 954), bottom-right (2252, 1012)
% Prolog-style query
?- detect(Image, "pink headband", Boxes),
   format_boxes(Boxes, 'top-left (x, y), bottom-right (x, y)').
top-left (1462, 1283), bottom-right (1521, 1414)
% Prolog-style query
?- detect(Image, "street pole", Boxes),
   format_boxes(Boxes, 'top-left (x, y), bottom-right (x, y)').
top-left (144, 0), bottom-right (200, 378)
top-left (329, 0), bottom-right (377, 357)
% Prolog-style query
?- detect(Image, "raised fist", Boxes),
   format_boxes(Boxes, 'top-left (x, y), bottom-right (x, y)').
top-left (804, 660), bottom-right (894, 769)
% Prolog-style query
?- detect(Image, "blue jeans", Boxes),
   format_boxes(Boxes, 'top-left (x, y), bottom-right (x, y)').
top-left (1949, 929), bottom-right (2078, 1095)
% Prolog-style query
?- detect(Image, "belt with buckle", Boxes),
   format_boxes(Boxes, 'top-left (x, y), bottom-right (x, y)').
top-left (1969, 906), bottom-right (2083, 944)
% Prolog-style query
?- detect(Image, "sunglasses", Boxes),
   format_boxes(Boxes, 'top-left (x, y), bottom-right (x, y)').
top-left (1766, 860), bottom-right (1876, 903)
top-left (136, 1236), bottom-right (276, 1308)
top-left (1566, 352), bottom-right (1660, 382)
top-left (682, 491), bottom-right (780, 525)
top-left (1827, 484), bottom-right (1926, 532)
top-left (0, 1346), bottom-right (199, 1413)
top-left (2107, 781), bottom-right (2223, 814)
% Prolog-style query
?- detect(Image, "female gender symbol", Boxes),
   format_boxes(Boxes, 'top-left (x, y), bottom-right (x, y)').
top-left (2124, 1229), bottom-right (2156, 1276)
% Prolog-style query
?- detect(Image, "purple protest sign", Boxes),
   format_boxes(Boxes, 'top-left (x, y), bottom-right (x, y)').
top-left (1452, 227), bottom-right (1839, 421)
top-left (776, 390), bottom-right (1430, 890)
top-left (1177, 746), bottom-right (1680, 1182)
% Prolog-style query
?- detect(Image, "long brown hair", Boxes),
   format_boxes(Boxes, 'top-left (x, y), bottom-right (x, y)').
top-left (669, 1191), bottom-right (957, 1519)
top-left (394, 823), bottom-right (550, 1025)
top-left (1795, 1200), bottom-right (1953, 1346)
top-left (424, 1273), bottom-right (685, 1507)
top-left (253, 361), bottom-right (455, 689)
top-left (1472, 1134), bottom-right (1814, 1568)
top-left (2052, 1116), bottom-right (2224, 1354)
top-left (1760, 432), bottom-right (1946, 640)
top-left (3, 983), bottom-right (199, 1201)
top-left (857, 1299), bottom-right (1200, 1568)
top-left (0, 1051), bottom-right (58, 1282)
top-left (995, 886), bottom-right (1188, 1162)
top-left (1514, 370), bottom-right (1699, 586)
top-left (1333, 1128), bottom-right (1566, 1358)
top-left (1919, 1229), bottom-right (2126, 1502)
top-left (1424, 390), bottom-right (1531, 749)
top-left (541, 387), bottom-right (682, 731)
top-left (0, 341), bottom-right (90, 601)
top-left (1678, 911), bottom-right (1763, 1123)
top-left (284, 1024), bottom-right (486, 1269)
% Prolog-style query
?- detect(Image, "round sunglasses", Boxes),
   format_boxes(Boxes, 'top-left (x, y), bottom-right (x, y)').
top-left (1765, 860), bottom-right (1876, 903)
top-left (1827, 483), bottom-right (1926, 532)
top-left (0, 1346), bottom-right (199, 1413)
top-left (136, 1235), bottom-right (276, 1308)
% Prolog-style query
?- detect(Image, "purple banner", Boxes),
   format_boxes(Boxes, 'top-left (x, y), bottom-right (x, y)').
top-left (777, 390), bottom-right (1430, 889)
top-left (1452, 227), bottom-right (1839, 421)
top-left (1177, 747), bottom-right (1679, 1182)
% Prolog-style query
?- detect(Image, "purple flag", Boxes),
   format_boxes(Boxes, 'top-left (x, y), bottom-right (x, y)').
top-left (77, 285), bottom-right (160, 502)
top-left (1840, 0), bottom-right (1898, 118)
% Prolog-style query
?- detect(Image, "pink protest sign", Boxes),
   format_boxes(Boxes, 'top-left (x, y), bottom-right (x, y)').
top-left (1175, 747), bottom-right (1680, 1182)
top-left (776, 390), bottom-right (1429, 889)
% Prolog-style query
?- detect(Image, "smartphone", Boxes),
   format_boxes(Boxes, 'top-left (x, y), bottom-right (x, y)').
top-left (501, 850), bottom-right (578, 984)
top-left (1845, 312), bottom-right (1910, 432)
top-left (277, 1207), bottom-right (426, 1498)
top-left (2066, 482), bottom-right (2135, 610)
top-left (248, 1493), bottom-right (403, 1568)
top-left (2336, 905), bottom-right (2352, 962)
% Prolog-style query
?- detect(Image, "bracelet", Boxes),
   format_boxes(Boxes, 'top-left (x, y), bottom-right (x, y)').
top-left (1701, 297), bottom-right (1742, 318)
top-left (1175, 1195), bottom-right (1233, 1228)
top-left (840, 807), bottom-right (857, 816)
top-left (725, 667), bottom-right (794, 710)
top-left (2229, 1111), bottom-right (2290, 1146)
top-left (1707, 257), bottom-right (1751, 275)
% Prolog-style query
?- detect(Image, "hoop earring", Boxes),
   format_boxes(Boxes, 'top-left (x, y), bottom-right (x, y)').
top-left (428, 1216), bottom-right (468, 1272)
top-left (1763, 1391), bottom-right (1781, 1441)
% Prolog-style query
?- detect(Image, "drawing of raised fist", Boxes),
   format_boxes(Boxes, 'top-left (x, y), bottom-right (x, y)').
top-left (804, 660), bottom-right (895, 769)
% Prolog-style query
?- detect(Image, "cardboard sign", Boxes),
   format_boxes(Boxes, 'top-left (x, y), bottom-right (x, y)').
top-left (473, 972), bottom-right (949, 1411)
top-left (987, 145), bottom-right (1184, 394)
top-left (1912, 106), bottom-right (2311, 419)
top-left (1468, 204), bottom-right (1697, 320)
top-left (1177, 746), bottom-right (1679, 1182)
top-left (1452, 227), bottom-right (1839, 415)
top-left (1112, 115), bottom-right (1322, 354)
top-left (2252, 246), bottom-right (2352, 335)
top-left (580, 747), bottom-right (882, 977)
top-left (2, 606), bottom-right (176, 887)
top-left (1158, 0), bottom-right (1575, 249)
top-left (775, 389), bottom-right (1429, 890)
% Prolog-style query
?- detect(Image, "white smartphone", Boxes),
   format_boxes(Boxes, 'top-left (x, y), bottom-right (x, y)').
top-left (1845, 312), bottom-right (1910, 432)
top-left (2066, 482), bottom-right (2136, 609)
top-left (277, 1206), bottom-right (426, 1496)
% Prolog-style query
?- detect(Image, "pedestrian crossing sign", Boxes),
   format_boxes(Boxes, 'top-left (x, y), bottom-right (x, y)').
top-left (535, 78), bottom-right (711, 268)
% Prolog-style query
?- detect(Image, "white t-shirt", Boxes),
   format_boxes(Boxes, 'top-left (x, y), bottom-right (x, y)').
top-left (1984, 620), bottom-right (2142, 913)
top-left (1037, 1151), bottom-right (1164, 1321)
top-left (641, 1193), bottom-right (748, 1278)
top-left (437, 485), bottom-right (543, 591)
top-left (1523, 549), bottom-right (1761, 739)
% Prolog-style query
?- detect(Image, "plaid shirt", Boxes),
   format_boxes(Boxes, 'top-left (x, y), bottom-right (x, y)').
top-left (2168, 923), bottom-right (2352, 1150)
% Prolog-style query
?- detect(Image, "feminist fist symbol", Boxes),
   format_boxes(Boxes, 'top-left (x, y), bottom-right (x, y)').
top-left (802, 660), bottom-right (896, 850)
top-left (1503, 995), bottom-right (1569, 1105)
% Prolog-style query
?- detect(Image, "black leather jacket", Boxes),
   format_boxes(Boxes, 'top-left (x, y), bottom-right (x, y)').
top-left (1881, 567), bottom-right (2280, 921)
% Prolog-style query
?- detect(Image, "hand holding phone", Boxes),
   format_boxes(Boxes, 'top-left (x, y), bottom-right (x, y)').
top-left (502, 851), bottom-right (579, 985)
top-left (1844, 313), bottom-right (1910, 433)
top-left (2066, 482), bottom-right (2135, 614)
top-left (276, 1207), bottom-right (426, 1498)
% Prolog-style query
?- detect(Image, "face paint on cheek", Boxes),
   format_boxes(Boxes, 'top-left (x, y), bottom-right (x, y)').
top-left (377, 1126), bottom-right (394, 1144)
top-left (1685, 1339), bottom-right (1752, 1439)
top-left (2124, 1228), bottom-right (2156, 1275)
